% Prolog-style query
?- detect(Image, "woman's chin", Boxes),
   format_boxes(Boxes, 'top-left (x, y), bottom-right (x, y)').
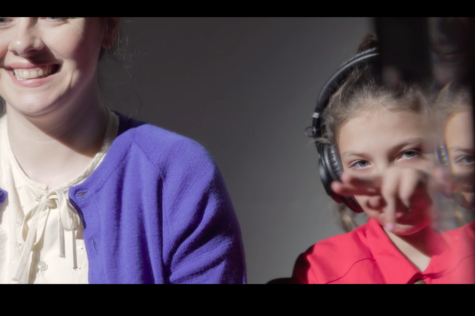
top-left (6, 97), bottom-right (65, 118)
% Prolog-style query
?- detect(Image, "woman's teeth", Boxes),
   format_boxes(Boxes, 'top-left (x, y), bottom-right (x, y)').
top-left (13, 66), bottom-right (54, 80)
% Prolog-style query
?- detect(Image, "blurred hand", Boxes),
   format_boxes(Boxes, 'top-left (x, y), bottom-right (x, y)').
top-left (331, 166), bottom-right (432, 230)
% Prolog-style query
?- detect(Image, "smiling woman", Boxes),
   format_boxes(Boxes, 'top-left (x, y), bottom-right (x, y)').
top-left (0, 18), bottom-right (106, 117)
top-left (0, 17), bottom-right (246, 284)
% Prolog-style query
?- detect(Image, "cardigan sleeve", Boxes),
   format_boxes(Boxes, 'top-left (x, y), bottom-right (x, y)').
top-left (160, 138), bottom-right (247, 284)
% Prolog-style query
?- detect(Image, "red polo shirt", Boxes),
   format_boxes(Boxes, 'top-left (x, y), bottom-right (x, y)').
top-left (292, 219), bottom-right (475, 284)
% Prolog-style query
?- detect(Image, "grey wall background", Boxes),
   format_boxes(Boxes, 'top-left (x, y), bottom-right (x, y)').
top-left (100, 17), bottom-right (372, 284)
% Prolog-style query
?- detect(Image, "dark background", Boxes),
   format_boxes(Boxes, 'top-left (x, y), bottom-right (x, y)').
top-left (100, 17), bottom-right (372, 283)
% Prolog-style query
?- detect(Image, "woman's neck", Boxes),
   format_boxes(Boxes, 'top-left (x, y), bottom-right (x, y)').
top-left (384, 226), bottom-right (438, 272)
top-left (5, 87), bottom-right (108, 190)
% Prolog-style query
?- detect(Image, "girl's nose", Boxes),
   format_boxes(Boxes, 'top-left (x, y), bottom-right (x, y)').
top-left (376, 163), bottom-right (390, 176)
top-left (9, 18), bottom-right (45, 58)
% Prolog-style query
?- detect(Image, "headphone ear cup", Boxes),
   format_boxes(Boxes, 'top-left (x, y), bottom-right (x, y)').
top-left (318, 144), bottom-right (342, 203)
top-left (327, 145), bottom-right (343, 179)
top-left (319, 144), bottom-right (364, 213)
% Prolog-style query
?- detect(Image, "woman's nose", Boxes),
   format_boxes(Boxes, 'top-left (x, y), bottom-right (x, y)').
top-left (9, 19), bottom-right (44, 57)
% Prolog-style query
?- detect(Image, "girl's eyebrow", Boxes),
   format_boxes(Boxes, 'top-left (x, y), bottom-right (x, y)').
top-left (387, 137), bottom-right (425, 156)
top-left (341, 137), bottom-right (424, 159)
top-left (449, 146), bottom-right (474, 154)
top-left (341, 150), bottom-right (368, 159)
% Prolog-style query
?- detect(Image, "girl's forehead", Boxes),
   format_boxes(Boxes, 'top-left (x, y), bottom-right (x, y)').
top-left (343, 108), bottom-right (428, 131)
top-left (337, 108), bottom-right (431, 151)
top-left (445, 110), bottom-right (473, 142)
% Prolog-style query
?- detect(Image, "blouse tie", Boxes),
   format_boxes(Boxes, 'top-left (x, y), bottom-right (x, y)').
top-left (12, 190), bottom-right (80, 283)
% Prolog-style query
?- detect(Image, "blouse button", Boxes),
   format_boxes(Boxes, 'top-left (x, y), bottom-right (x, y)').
top-left (38, 261), bottom-right (48, 271)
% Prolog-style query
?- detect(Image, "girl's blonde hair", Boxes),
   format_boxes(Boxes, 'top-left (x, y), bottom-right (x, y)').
top-left (433, 82), bottom-right (472, 151)
top-left (435, 82), bottom-right (472, 119)
top-left (319, 34), bottom-right (431, 232)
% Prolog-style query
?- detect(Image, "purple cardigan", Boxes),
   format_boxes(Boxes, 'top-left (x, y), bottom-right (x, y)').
top-left (0, 113), bottom-right (246, 284)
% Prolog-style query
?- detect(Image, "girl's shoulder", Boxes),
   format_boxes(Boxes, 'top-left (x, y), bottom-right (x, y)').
top-left (443, 221), bottom-right (475, 250)
top-left (291, 221), bottom-right (378, 284)
top-left (299, 222), bottom-right (373, 261)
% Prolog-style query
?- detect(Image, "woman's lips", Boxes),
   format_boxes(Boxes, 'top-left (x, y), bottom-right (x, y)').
top-left (7, 64), bottom-right (60, 87)
top-left (13, 65), bottom-right (55, 80)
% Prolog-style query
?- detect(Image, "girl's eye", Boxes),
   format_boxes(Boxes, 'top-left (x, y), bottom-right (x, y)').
top-left (455, 155), bottom-right (475, 165)
top-left (0, 17), bottom-right (11, 25)
top-left (350, 160), bottom-right (370, 169)
top-left (44, 17), bottom-right (69, 22)
top-left (400, 150), bottom-right (420, 160)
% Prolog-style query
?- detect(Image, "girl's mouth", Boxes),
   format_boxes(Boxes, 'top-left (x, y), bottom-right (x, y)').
top-left (12, 64), bottom-right (60, 80)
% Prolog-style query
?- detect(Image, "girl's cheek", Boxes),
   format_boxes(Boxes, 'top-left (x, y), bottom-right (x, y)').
top-left (342, 163), bottom-right (371, 174)
top-left (362, 206), bottom-right (384, 223)
top-left (354, 195), bottom-right (369, 211)
top-left (399, 157), bottom-right (433, 173)
top-left (452, 163), bottom-right (475, 175)
top-left (341, 162), bottom-right (351, 173)
top-left (462, 192), bottom-right (475, 206)
top-left (352, 167), bottom-right (371, 174)
top-left (354, 195), bottom-right (385, 219)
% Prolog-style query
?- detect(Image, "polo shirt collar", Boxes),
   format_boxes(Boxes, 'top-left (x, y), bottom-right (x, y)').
top-left (366, 218), bottom-right (422, 284)
top-left (366, 218), bottom-right (475, 283)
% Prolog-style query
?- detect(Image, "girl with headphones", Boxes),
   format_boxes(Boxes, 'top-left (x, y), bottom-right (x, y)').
top-left (291, 34), bottom-right (475, 284)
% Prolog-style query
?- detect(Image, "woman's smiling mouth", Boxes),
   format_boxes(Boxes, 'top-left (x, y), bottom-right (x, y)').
top-left (12, 65), bottom-right (60, 80)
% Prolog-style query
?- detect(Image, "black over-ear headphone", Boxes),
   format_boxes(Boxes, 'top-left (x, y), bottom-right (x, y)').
top-left (307, 47), bottom-right (378, 213)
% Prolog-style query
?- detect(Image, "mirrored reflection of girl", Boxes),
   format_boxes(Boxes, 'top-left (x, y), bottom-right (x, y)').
top-left (436, 84), bottom-right (475, 216)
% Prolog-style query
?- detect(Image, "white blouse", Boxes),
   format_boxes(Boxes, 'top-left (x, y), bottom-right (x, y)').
top-left (0, 110), bottom-right (118, 283)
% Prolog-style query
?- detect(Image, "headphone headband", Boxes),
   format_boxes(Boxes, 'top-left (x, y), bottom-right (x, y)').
top-left (311, 47), bottom-right (379, 141)
top-left (309, 47), bottom-right (379, 214)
